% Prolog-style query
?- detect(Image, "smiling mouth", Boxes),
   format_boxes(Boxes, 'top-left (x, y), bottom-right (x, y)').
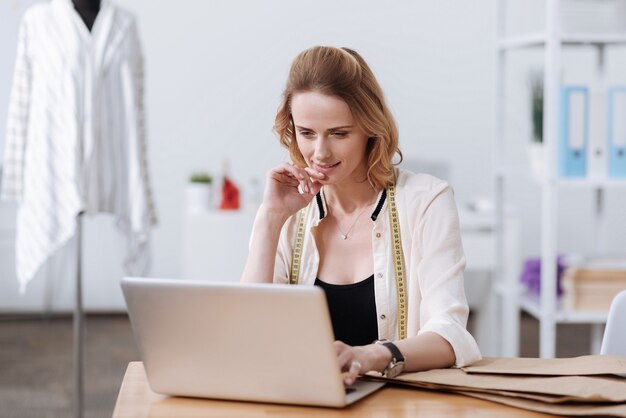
top-left (313, 162), bottom-right (340, 173)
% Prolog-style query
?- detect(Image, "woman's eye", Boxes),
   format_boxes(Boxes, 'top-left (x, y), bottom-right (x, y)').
top-left (298, 131), bottom-right (314, 138)
top-left (332, 131), bottom-right (348, 138)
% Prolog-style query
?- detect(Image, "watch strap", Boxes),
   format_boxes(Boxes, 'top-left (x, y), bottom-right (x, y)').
top-left (379, 341), bottom-right (404, 363)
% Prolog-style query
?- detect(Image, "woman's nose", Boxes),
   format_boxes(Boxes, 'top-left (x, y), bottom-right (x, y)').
top-left (313, 138), bottom-right (331, 159)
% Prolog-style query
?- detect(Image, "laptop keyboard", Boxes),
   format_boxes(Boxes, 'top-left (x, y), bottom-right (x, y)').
top-left (345, 387), bottom-right (356, 394)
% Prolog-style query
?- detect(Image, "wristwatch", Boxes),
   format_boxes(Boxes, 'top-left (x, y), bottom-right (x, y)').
top-left (375, 339), bottom-right (405, 378)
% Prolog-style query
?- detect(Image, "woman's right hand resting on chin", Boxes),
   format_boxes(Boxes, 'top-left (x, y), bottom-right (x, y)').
top-left (261, 163), bottom-right (325, 218)
top-left (240, 164), bottom-right (325, 283)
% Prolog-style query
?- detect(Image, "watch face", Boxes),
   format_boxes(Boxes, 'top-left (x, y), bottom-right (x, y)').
top-left (385, 361), bottom-right (405, 379)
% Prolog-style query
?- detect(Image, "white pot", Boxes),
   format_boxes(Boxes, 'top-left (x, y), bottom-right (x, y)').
top-left (186, 183), bottom-right (212, 212)
top-left (528, 142), bottom-right (546, 179)
top-left (561, 0), bottom-right (626, 34)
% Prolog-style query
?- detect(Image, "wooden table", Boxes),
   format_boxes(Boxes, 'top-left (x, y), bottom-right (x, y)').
top-left (113, 362), bottom-right (549, 417)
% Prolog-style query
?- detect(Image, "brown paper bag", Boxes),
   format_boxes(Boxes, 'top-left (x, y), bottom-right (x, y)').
top-left (458, 390), bottom-right (626, 417)
top-left (462, 355), bottom-right (626, 376)
top-left (365, 356), bottom-right (626, 415)
top-left (375, 368), bottom-right (626, 402)
top-left (370, 377), bottom-right (574, 403)
top-left (378, 378), bottom-right (605, 404)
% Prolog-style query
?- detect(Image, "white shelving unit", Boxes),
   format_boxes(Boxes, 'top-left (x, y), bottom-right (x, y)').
top-left (495, 0), bottom-right (626, 358)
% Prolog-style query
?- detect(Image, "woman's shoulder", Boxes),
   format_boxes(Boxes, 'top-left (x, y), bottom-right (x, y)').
top-left (394, 168), bottom-right (451, 195)
top-left (392, 169), bottom-right (459, 225)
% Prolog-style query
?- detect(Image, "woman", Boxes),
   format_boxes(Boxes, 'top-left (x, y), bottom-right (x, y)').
top-left (241, 46), bottom-right (481, 385)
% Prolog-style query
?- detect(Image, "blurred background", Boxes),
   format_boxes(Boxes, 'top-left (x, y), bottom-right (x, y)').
top-left (1, 0), bottom-right (626, 416)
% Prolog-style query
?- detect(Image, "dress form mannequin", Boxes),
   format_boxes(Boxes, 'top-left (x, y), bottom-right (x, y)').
top-left (72, 0), bottom-right (100, 31)
top-left (69, 3), bottom-right (100, 416)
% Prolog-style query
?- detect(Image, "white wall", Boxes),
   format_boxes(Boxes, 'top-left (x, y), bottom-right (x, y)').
top-left (1, 0), bottom-right (625, 309)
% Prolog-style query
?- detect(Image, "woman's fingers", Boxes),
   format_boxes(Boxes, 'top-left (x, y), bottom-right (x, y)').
top-left (345, 360), bottom-right (362, 386)
top-left (272, 164), bottom-right (315, 195)
top-left (309, 180), bottom-right (322, 196)
top-left (304, 167), bottom-right (326, 182)
top-left (291, 165), bottom-right (320, 195)
top-left (299, 167), bottom-right (317, 195)
top-left (333, 341), bottom-right (365, 386)
top-left (272, 165), bottom-right (327, 193)
top-left (301, 167), bottom-right (327, 195)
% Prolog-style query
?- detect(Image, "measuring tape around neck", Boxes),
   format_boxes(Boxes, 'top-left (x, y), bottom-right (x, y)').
top-left (386, 182), bottom-right (407, 340)
top-left (290, 184), bottom-right (407, 340)
top-left (289, 204), bottom-right (309, 285)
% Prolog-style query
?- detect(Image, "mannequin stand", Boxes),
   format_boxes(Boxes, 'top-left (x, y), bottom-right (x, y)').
top-left (73, 211), bottom-right (85, 418)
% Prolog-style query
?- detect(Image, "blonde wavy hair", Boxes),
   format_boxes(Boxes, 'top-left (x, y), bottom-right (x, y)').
top-left (274, 46), bottom-right (402, 190)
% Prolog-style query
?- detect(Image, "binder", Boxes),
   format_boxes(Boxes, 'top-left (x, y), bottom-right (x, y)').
top-left (608, 87), bottom-right (626, 178)
top-left (587, 83), bottom-right (607, 180)
top-left (559, 86), bottom-right (589, 178)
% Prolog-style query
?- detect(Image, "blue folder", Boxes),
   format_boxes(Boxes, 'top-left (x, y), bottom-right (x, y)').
top-left (559, 86), bottom-right (589, 178)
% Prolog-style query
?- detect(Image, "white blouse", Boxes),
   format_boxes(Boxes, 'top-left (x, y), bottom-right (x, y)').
top-left (0, 0), bottom-right (157, 290)
top-left (269, 169), bottom-right (481, 367)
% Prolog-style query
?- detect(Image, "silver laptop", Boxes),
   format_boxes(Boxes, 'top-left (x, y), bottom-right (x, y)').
top-left (121, 277), bottom-right (385, 407)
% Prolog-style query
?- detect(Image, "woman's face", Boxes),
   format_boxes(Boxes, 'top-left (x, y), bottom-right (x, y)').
top-left (291, 91), bottom-right (369, 186)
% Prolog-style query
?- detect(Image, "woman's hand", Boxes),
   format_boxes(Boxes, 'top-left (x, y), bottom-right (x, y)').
top-left (334, 341), bottom-right (391, 386)
top-left (241, 164), bottom-right (325, 284)
top-left (261, 163), bottom-right (325, 217)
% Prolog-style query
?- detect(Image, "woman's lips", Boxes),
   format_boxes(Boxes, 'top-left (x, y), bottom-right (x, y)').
top-left (312, 162), bottom-right (340, 175)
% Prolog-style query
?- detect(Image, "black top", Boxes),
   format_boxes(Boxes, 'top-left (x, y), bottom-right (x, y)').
top-left (314, 275), bottom-right (379, 346)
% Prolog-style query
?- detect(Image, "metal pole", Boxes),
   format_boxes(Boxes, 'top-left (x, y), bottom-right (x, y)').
top-left (594, 45), bottom-right (607, 256)
top-left (494, 0), bottom-right (508, 357)
top-left (73, 211), bottom-right (84, 418)
top-left (540, 0), bottom-right (561, 359)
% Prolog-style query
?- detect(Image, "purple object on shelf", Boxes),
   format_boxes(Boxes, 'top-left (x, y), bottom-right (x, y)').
top-left (520, 256), bottom-right (566, 296)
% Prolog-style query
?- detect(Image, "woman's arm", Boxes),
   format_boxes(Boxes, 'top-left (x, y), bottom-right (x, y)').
top-left (396, 332), bottom-right (455, 370)
top-left (240, 164), bottom-right (323, 283)
top-left (336, 332), bottom-right (454, 385)
top-left (413, 183), bottom-right (481, 367)
top-left (240, 209), bottom-right (289, 283)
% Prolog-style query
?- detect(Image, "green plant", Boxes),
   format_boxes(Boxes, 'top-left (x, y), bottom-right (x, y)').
top-left (189, 172), bottom-right (213, 184)
top-left (530, 72), bottom-right (544, 143)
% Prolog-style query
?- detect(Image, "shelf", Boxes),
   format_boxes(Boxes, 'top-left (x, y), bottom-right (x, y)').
top-left (494, 166), bottom-right (626, 188)
top-left (554, 178), bottom-right (626, 189)
top-left (498, 32), bottom-right (626, 50)
top-left (563, 33), bottom-right (626, 45)
top-left (498, 32), bottom-right (547, 49)
top-left (519, 292), bottom-right (609, 324)
top-left (493, 0), bottom-right (625, 358)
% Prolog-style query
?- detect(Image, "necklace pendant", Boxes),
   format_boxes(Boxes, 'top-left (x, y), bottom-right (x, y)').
top-left (341, 234), bottom-right (347, 240)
